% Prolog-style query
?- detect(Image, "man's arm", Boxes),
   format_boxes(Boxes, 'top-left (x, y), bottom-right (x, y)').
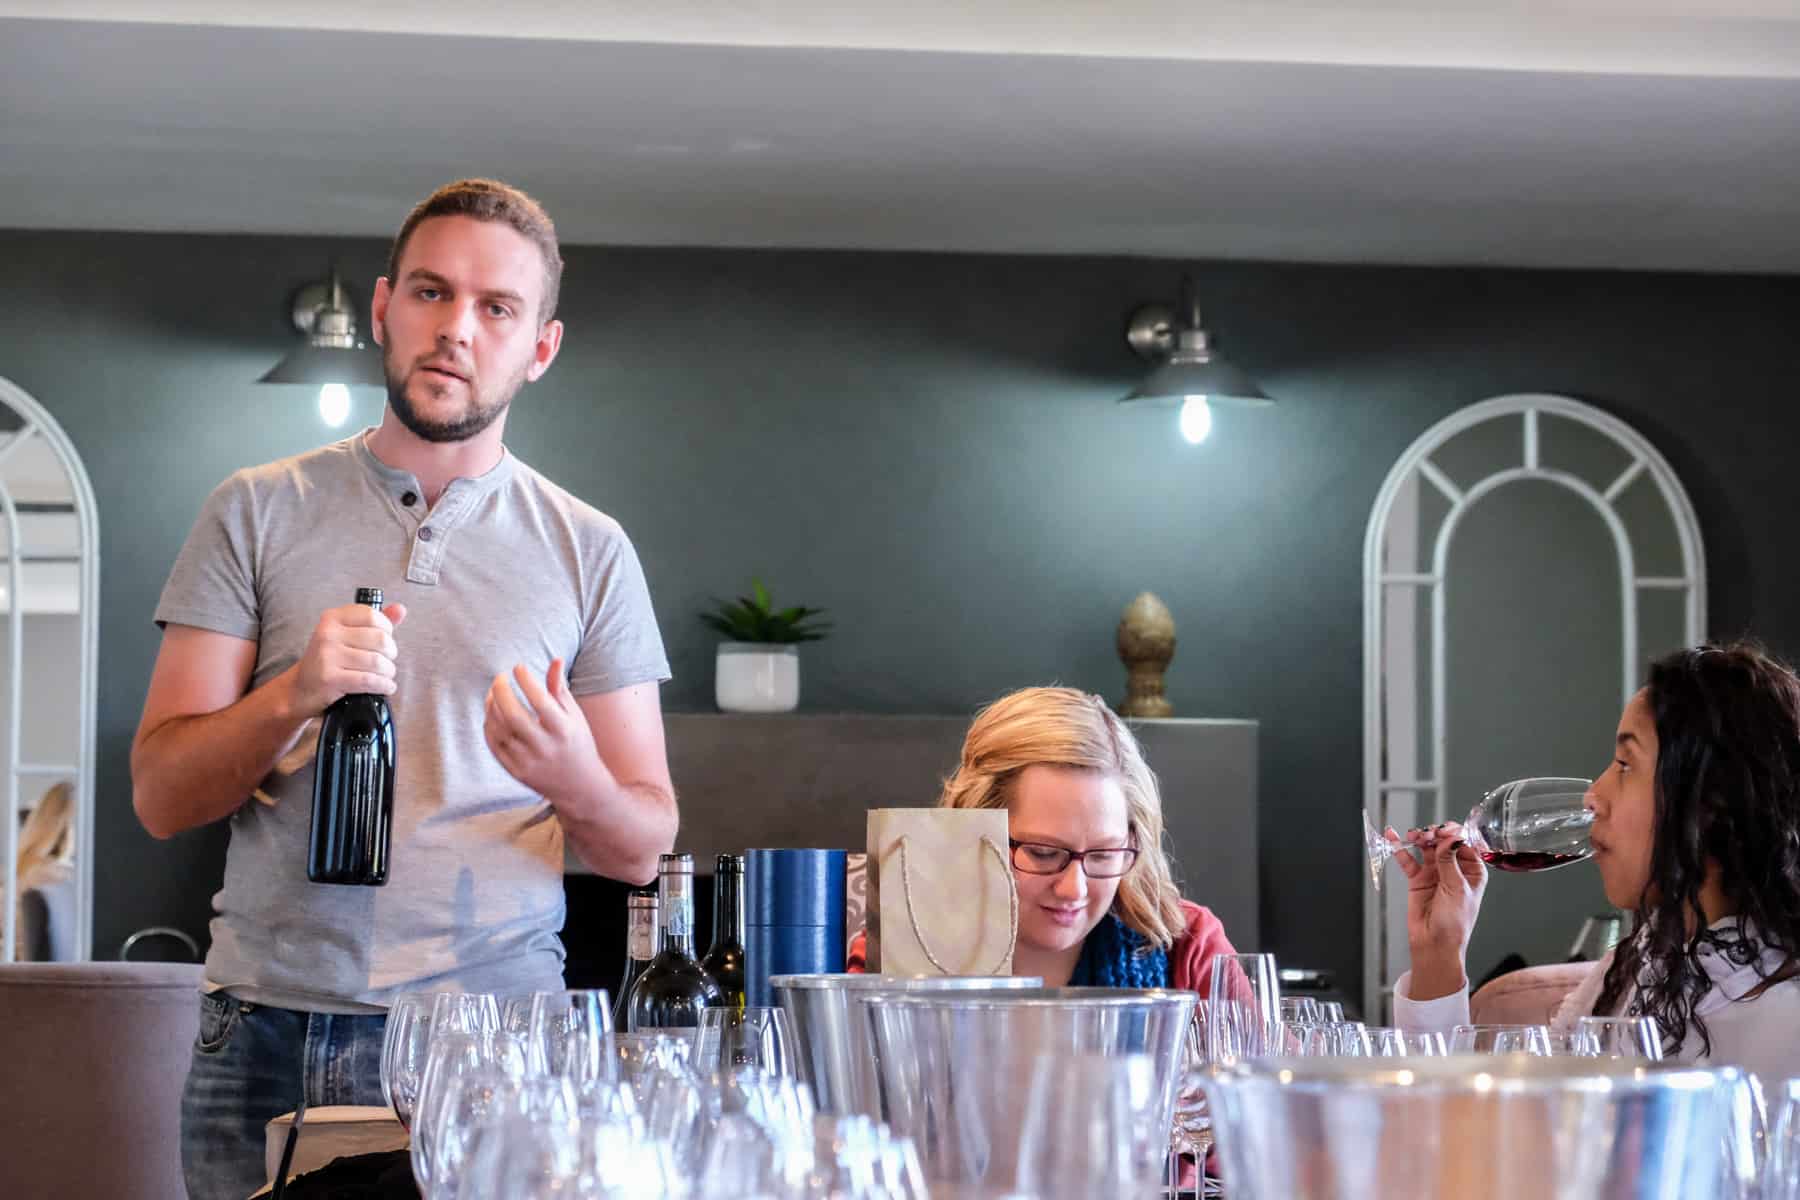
top-left (131, 606), bottom-right (403, 840)
top-left (131, 626), bottom-right (304, 839)
top-left (484, 664), bottom-right (677, 885)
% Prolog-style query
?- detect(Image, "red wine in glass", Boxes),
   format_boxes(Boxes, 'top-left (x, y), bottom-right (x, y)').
top-left (1479, 848), bottom-right (1591, 873)
top-left (1365, 776), bottom-right (1594, 889)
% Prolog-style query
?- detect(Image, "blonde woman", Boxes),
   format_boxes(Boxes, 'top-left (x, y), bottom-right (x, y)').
top-left (13, 780), bottom-right (76, 961)
top-left (849, 687), bottom-right (1237, 989)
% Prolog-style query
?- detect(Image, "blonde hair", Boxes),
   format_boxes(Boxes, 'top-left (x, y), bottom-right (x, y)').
top-left (939, 687), bottom-right (1186, 949)
top-left (16, 781), bottom-right (75, 881)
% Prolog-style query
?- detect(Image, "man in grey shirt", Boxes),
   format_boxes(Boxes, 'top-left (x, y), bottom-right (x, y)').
top-left (132, 179), bottom-right (677, 1200)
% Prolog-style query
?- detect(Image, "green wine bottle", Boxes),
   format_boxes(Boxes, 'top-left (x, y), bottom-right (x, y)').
top-left (701, 854), bottom-right (747, 1010)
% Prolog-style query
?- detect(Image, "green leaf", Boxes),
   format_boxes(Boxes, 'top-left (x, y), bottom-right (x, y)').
top-left (697, 577), bottom-right (830, 643)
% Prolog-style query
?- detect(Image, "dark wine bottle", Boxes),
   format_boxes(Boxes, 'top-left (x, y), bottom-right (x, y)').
top-left (626, 853), bottom-right (721, 1032)
top-left (611, 888), bottom-right (660, 1028)
top-left (701, 854), bottom-right (747, 1010)
top-left (306, 587), bottom-right (397, 886)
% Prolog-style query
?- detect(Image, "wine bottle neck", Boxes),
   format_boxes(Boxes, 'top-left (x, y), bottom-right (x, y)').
top-left (657, 868), bottom-right (697, 958)
top-left (711, 867), bottom-right (745, 947)
top-left (625, 901), bottom-right (659, 964)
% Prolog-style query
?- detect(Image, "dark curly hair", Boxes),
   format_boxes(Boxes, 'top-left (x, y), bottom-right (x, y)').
top-left (1594, 642), bottom-right (1800, 1055)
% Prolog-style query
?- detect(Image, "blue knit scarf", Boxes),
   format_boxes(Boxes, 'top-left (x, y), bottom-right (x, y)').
top-left (1068, 911), bottom-right (1171, 989)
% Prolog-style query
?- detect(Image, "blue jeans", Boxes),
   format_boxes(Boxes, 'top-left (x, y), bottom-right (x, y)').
top-left (179, 992), bottom-right (389, 1200)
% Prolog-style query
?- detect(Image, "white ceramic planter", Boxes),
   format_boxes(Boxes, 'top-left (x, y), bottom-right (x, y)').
top-left (715, 642), bottom-right (800, 713)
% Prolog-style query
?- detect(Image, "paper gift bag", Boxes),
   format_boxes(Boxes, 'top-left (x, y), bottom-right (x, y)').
top-left (866, 808), bottom-right (1018, 976)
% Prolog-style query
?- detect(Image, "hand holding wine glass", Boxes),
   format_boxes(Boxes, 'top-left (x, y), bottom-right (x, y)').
top-left (1372, 777), bottom-right (1593, 1000)
top-left (1386, 820), bottom-right (1487, 1000)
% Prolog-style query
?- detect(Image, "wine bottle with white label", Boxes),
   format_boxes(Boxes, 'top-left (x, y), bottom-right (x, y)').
top-left (625, 853), bottom-right (720, 1033)
top-left (612, 889), bottom-right (659, 1028)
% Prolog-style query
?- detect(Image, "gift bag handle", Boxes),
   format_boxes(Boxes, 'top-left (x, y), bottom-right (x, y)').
top-left (893, 833), bottom-right (1020, 976)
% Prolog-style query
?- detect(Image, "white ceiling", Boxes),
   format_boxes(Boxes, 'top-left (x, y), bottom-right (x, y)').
top-left (4, 3), bottom-right (1800, 271)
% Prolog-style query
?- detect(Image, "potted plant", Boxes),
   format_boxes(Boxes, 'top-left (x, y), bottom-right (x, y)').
top-left (700, 579), bottom-right (830, 713)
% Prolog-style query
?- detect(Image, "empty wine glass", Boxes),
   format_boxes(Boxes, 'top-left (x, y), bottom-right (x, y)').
top-left (696, 1005), bottom-right (796, 1076)
top-left (1206, 953), bottom-right (1281, 1064)
top-left (1449, 1023), bottom-right (1552, 1055)
top-left (1170, 1004), bottom-right (1213, 1162)
top-left (1294, 1022), bottom-right (1372, 1057)
top-left (451, 1093), bottom-right (584, 1200)
top-left (411, 1029), bottom-right (529, 1193)
top-left (614, 1032), bottom-right (692, 1099)
top-left (430, 1067), bottom-right (526, 1200)
top-left (1366, 1027), bottom-right (1408, 1057)
top-left (1574, 1015), bottom-right (1664, 1059)
top-left (811, 1114), bottom-right (930, 1200)
top-left (499, 994), bottom-right (535, 1038)
top-left (431, 991), bottom-right (501, 1040)
top-left (583, 1112), bottom-right (681, 1198)
top-left (382, 991), bottom-right (435, 1124)
top-left (697, 1111), bottom-right (796, 1195)
top-left (1279, 996), bottom-right (1322, 1025)
top-left (527, 989), bottom-right (614, 1084)
top-left (1402, 1031), bottom-right (1449, 1055)
top-left (1318, 1001), bottom-right (1347, 1023)
top-left (1365, 776), bottom-right (1595, 891)
top-left (386, 993), bottom-right (444, 1131)
top-left (412, 1031), bottom-right (484, 1192)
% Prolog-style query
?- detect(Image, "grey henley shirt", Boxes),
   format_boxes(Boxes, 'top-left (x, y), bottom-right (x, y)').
top-left (154, 431), bottom-right (670, 1012)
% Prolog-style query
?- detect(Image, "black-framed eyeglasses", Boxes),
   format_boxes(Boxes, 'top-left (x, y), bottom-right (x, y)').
top-left (1008, 839), bottom-right (1139, 879)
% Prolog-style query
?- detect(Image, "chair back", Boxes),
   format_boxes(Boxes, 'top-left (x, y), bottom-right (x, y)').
top-left (0, 961), bottom-right (204, 1198)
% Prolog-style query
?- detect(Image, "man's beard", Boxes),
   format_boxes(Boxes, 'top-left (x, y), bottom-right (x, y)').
top-left (382, 337), bottom-right (530, 444)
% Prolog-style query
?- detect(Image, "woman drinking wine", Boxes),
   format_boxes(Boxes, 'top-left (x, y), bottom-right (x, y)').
top-left (1389, 642), bottom-right (1800, 1078)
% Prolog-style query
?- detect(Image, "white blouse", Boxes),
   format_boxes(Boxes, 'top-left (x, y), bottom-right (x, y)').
top-left (1393, 921), bottom-right (1800, 1081)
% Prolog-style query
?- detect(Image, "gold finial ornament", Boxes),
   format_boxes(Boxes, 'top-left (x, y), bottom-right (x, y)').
top-left (1116, 592), bottom-right (1176, 718)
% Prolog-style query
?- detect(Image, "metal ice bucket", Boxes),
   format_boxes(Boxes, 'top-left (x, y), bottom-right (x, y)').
top-left (860, 986), bottom-right (1197, 1194)
top-left (770, 973), bottom-right (1044, 1116)
top-left (1201, 1054), bottom-right (1740, 1200)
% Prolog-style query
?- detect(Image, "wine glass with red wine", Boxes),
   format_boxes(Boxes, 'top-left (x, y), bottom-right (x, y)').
top-left (1364, 776), bottom-right (1594, 891)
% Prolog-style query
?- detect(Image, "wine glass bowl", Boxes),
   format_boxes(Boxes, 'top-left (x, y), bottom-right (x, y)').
top-left (1206, 954), bottom-right (1281, 1065)
top-left (1449, 1023), bottom-right (1553, 1055)
top-left (1367, 776), bottom-right (1595, 890)
top-left (1575, 1016), bottom-right (1665, 1060)
top-left (695, 1006), bottom-right (796, 1076)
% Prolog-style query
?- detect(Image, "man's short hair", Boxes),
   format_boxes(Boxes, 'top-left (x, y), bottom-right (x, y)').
top-left (387, 178), bottom-right (564, 322)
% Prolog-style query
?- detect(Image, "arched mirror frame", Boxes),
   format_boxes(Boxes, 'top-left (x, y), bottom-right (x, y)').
top-left (0, 375), bottom-right (99, 961)
top-left (1361, 393), bottom-right (1706, 1019)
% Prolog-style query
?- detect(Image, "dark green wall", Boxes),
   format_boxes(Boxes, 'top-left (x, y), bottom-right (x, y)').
top-left (1, 230), bottom-right (1793, 995)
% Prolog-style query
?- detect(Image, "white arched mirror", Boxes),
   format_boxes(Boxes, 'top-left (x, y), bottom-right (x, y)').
top-left (0, 376), bottom-right (99, 962)
top-left (1362, 394), bottom-right (1705, 1019)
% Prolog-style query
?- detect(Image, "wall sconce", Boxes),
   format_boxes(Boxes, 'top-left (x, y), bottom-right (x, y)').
top-left (1121, 274), bottom-right (1269, 444)
top-left (257, 271), bottom-right (385, 427)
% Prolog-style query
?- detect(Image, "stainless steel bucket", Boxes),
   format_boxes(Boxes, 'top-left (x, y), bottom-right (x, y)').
top-left (1201, 1054), bottom-right (1739, 1200)
top-left (769, 973), bottom-right (1044, 1116)
top-left (860, 986), bottom-right (1197, 1194)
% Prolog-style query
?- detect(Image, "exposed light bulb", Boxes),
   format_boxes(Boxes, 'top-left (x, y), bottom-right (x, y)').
top-left (1179, 395), bottom-right (1213, 444)
top-left (318, 383), bottom-right (351, 427)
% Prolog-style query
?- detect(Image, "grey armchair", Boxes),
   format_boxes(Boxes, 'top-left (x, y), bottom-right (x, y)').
top-left (0, 961), bottom-right (203, 1198)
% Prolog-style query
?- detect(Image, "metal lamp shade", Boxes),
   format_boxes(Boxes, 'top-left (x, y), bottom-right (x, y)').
top-left (1122, 353), bottom-right (1270, 406)
top-left (258, 343), bottom-right (386, 388)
